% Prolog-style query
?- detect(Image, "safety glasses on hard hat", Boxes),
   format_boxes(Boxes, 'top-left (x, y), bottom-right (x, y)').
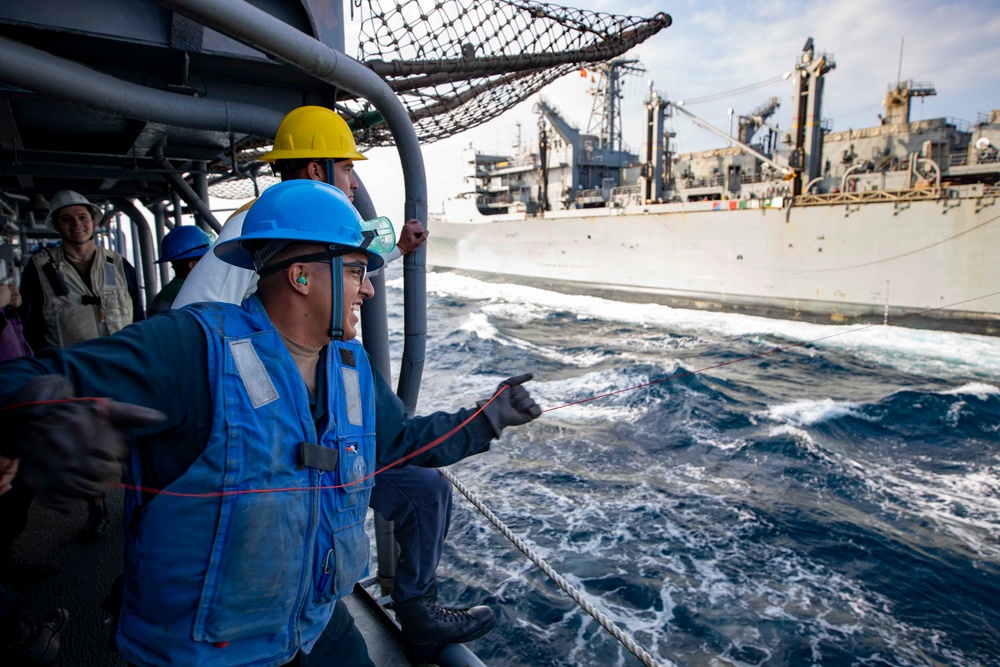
top-left (360, 216), bottom-right (395, 255)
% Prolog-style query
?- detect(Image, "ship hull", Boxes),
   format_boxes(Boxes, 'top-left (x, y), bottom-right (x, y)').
top-left (428, 190), bottom-right (1000, 335)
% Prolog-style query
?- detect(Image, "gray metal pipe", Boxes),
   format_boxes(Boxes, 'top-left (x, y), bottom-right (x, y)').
top-left (193, 162), bottom-right (212, 234)
top-left (354, 177), bottom-right (391, 382)
top-left (129, 216), bottom-right (144, 290)
top-left (353, 177), bottom-right (398, 597)
top-left (155, 154), bottom-right (222, 233)
top-left (0, 35), bottom-right (283, 138)
top-left (152, 202), bottom-right (169, 287)
top-left (170, 192), bottom-right (183, 229)
top-left (111, 198), bottom-right (159, 309)
top-left (159, 0), bottom-right (428, 410)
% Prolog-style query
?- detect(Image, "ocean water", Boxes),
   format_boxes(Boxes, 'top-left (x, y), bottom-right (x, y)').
top-left (381, 269), bottom-right (1000, 667)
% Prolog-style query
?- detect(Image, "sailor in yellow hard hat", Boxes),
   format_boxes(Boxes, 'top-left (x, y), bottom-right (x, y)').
top-left (260, 105), bottom-right (367, 200)
top-left (172, 105), bottom-right (426, 307)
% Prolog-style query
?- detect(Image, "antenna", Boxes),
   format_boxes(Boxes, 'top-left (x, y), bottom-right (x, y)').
top-left (896, 37), bottom-right (904, 88)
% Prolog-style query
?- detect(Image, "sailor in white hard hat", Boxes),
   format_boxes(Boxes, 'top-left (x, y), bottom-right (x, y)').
top-left (18, 189), bottom-right (146, 540)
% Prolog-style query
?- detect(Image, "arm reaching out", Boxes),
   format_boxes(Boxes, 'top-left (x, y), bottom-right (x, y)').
top-left (3, 375), bottom-right (164, 512)
top-left (477, 373), bottom-right (542, 437)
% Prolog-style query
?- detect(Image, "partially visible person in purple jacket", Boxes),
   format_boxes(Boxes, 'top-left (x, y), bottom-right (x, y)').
top-left (0, 283), bottom-right (31, 362)
top-left (0, 281), bottom-right (61, 591)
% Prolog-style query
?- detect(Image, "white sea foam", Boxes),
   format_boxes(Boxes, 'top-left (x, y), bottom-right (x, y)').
top-left (458, 311), bottom-right (499, 339)
top-left (761, 397), bottom-right (870, 426)
top-left (457, 311), bottom-right (610, 368)
top-left (537, 364), bottom-right (680, 423)
top-left (940, 382), bottom-right (1000, 400)
top-left (860, 461), bottom-right (1000, 560)
top-left (399, 272), bottom-right (1000, 380)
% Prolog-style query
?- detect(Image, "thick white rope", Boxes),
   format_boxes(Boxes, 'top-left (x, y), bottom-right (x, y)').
top-left (440, 468), bottom-right (666, 667)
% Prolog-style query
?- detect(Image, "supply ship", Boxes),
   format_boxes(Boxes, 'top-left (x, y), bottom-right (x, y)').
top-left (428, 41), bottom-right (1000, 335)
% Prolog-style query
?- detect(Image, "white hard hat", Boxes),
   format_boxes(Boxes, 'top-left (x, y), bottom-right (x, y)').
top-left (45, 190), bottom-right (102, 226)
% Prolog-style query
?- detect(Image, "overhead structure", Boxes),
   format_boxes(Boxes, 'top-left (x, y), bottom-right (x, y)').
top-left (585, 59), bottom-right (645, 152)
top-left (0, 0), bottom-right (671, 399)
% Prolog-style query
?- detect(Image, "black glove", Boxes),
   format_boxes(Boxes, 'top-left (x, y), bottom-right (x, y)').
top-left (5, 375), bottom-right (165, 513)
top-left (478, 373), bottom-right (542, 437)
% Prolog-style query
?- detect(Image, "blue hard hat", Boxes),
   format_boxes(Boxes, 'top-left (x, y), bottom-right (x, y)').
top-left (157, 226), bottom-right (213, 264)
top-left (214, 180), bottom-right (388, 272)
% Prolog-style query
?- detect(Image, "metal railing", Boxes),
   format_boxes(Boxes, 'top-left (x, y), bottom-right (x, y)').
top-left (795, 187), bottom-right (944, 207)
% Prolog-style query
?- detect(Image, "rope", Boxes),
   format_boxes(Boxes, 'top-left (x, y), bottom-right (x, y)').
top-left (440, 467), bottom-right (669, 667)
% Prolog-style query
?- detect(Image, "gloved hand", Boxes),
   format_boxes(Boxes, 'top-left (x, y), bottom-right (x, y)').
top-left (5, 375), bottom-right (165, 513)
top-left (477, 373), bottom-right (542, 437)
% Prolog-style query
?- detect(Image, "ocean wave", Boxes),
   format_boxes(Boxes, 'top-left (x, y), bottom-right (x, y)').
top-left (940, 382), bottom-right (1000, 400)
top-left (406, 272), bottom-right (1000, 381)
top-left (759, 397), bottom-right (871, 426)
top-left (457, 311), bottom-right (610, 368)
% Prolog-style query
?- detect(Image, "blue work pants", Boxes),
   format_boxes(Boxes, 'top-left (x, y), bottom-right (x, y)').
top-left (368, 466), bottom-right (453, 603)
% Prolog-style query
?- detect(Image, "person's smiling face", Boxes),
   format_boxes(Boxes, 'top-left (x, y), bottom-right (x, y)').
top-left (338, 250), bottom-right (373, 341)
top-left (311, 250), bottom-right (373, 342)
top-left (54, 205), bottom-right (95, 246)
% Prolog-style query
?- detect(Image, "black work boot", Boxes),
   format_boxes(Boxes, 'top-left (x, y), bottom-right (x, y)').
top-left (83, 496), bottom-right (109, 541)
top-left (8, 607), bottom-right (68, 665)
top-left (393, 596), bottom-right (495, 664)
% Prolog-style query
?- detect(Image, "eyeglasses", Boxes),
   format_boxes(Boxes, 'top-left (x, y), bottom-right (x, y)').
top-left (341, 261), bottom-right (368, 286)
top-left (304, 258), bottom-right (368, 285)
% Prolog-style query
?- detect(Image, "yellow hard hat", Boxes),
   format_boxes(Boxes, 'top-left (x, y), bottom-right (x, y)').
top-left (260, 106), bottom-right (367, 162)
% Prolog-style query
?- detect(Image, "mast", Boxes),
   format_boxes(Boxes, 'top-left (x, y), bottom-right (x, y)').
top-left (640, 82), bottom-right (670, 202)
top-left (586, 59), bottom-right (644, 153)
top-left (791, 37), bottom-right (835, 195)
top-left (538, 116), bottom-right (550, 212)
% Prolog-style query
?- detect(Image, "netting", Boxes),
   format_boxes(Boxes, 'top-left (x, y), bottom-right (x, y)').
top-left (209, 0), bottom-right (669, 198)
top-left (350, 0), bottom-right (669, 147)
top-left (207, 147), bottom-right (280, 200)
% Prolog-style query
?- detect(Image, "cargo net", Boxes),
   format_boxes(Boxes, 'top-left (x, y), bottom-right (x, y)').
top-left (207, 146), bottom-right (280, 200)
top-left (209, 0), bottom-right (669, 198)
top-left (349, 0), bottom-right (670, 147)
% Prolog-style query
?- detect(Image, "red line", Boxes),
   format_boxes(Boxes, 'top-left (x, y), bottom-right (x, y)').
top-left (108, 389), bottom-right (508, 498)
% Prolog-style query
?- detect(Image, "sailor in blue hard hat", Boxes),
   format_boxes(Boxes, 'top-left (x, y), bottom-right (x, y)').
top-left (148, 226), bottom-right (214, 315)
top-left (0, 177), bottom-right (540, 666)
top-left (214, 178), bottom-right (392, 342)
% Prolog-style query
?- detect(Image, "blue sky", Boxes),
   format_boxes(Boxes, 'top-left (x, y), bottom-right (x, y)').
top-left (350, 0), bottom-right (1000, 219)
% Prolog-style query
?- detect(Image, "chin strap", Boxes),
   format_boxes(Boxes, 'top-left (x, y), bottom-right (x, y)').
top-left (329, 256), bottom-right (344, 341)
top-left (326, 159), bottom-right (338, 188)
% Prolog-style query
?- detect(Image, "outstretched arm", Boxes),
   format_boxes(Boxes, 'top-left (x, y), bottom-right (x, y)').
top-left (0, 312), bottom-right (206, 509)
top-left (372, 370), bottom-right (540, 470)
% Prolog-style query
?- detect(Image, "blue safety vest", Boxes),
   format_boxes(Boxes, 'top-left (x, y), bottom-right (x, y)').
top-left (116, 295), bottom-right (377, 667)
